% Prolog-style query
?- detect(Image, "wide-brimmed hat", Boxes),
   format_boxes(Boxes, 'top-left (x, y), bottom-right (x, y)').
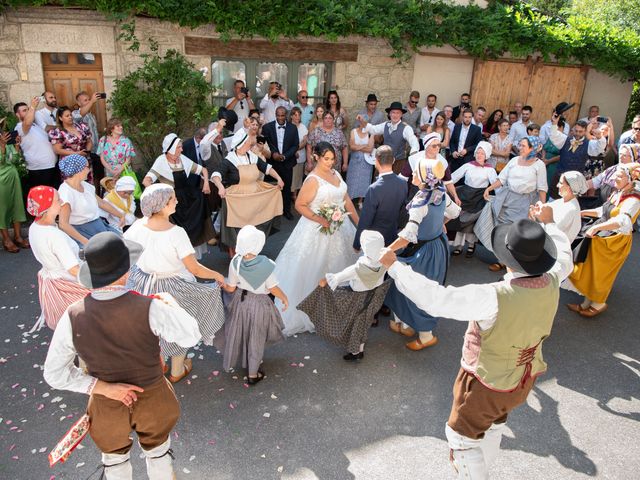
top-left (217, 107), bottom-right (238, 132)
top-left (78, 232), bottom-right (143, 289)
top-left (365, 93), bottom-right (379, 103)
top-left (491, 219), bottom-right (557, 276)
top-left (554, 102), bottom-right (575, 116)
top-left (385, 101), bottom-right (407, 114)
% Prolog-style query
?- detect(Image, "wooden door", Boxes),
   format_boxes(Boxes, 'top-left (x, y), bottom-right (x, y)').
top-left (470, 59), bottom-right (587, 125)
top-left (42, 53), bottom-right (107, 134)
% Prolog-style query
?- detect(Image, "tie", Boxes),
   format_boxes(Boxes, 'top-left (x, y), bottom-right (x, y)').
top-left (196, 143), bottom-right (201, 162)
top-left (217, 144), bottom-right (223, 155)
top-left (278, 125), bottom-right (285, 129)
top-left (239, 101), bottom-right (244, 110)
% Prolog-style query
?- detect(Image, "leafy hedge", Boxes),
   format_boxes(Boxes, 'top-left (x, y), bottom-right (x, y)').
top-left (4, 1), bottom-right (640, 80)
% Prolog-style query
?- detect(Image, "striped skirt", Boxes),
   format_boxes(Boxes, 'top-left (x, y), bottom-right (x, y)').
top-left (222, 289), bottom-right (285, 375)
top-left (35, 270), bottom-right (90, 330)
top-left (126, 265), bottom-right (225, 357)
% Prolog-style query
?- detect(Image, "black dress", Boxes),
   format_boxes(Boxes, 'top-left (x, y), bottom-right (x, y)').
top-left (170, 168), bottom-right (214, 246)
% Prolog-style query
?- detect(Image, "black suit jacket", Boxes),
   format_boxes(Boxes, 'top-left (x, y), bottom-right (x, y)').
top-left (354, 173), bottom-right (408, 250)
top-left (449, 123), bottom-right (482, 171)
top-left (262, 121), bottom-right (299, 168)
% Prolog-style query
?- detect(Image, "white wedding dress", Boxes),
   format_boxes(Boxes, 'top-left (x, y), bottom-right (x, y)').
top-left (274, 171), bottom-right (359, 335)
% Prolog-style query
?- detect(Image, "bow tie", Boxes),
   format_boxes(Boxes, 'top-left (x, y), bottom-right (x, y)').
top-left (278, 125), bottom-right (285, 129)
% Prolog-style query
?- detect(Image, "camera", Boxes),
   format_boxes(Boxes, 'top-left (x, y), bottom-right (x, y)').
top-left (596, 116), bottom-right (608, 123)
top-left (240, 87), bottom-right (249, 95)
top-left (6, 130), bottom-right (19, 145)
top-left (98, 92), bottom-right (107, 99)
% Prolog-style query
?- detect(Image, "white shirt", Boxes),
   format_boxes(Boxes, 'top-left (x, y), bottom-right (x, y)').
top-left (210, 150), bottom-right (272, 180)
top-left (604, 193), bottom-right (640, 234)
top-left (58, 181), bottom-right (100, 224)
top-left (276, 121), bottom-right (287, 153)
top-left (471, 118), bottom-right (483, 129)
top-left (447, 119), bottom-right (456, 133)
top-left (199, 127), bottom-right (223, 162)
top-left (549, 197), bottom-right (581, 243)
top-left (146, 154), bottom-right (203, 184)
top-left (28, 222), bottom-right (80, 281)
top-left (539, 120), bottom-right (570, 146)
top-left (226, 97), bottom-right (251, 132)
top-left (508, 120), bottom-right (531, 146)
top-left (548, 129), bottom-right (607, 157)
top-left (325, 257), bottom-right (385, 292)
top-left (124, 219), bottom-right (195, 280)
top-left (419, 107), bottom-right (440, 138)
top-left (451, 163), bottom-right (498, 189)
top-left (43, 289), bottom-right (200, 394)
top-left (102, 193), bottom-right (137, 231)
top-left (228, 263), bottom-right (278, 295)
top-left (498, 157), bottom-right (548, 194)
top-left (388, 223), bottom-right (573, 331)
top-left (296, 123), bottom-right (308, 164)
top-left (14, 122), bottom-right (57, 170)
top-left (34, 107), bottom-right (57, 129)
top-left (364, 121), bottom-right (419, 155)
top-left (259, 96), bottom-right (294, 124)
top-left (457, 124), bottom-right (470, 152)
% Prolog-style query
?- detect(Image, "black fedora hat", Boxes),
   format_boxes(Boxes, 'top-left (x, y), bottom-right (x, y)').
top-left (365, 93), bottom-right (379, 103)
top-left (217, 107), bottom-right (238, 132)
top-left (554, 102), bottom-right (575, 116)
top-left (491, 219), bottom-right (557, 276)
top-left (385, 101), bottom-right (407, 114)
top-left (78, 232), bottom-right (143, 289)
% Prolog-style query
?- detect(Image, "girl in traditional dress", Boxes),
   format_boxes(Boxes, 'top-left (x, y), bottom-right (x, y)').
top-left (100, 176), bottom-right (137, 232)
top-left (124, 184), bottom-right (226, 382)
top-left (27, 186), bottom-right (90, 330)
top-left (386, 157), bottom-right (450, 351)
top-left (476, 136), bottom-right (548, 271)
top-left (210, 128), bottom-right (285, 253)
top-left (0, 131), bottom-right (29, 253)
top-left (346, 116), bottom-right (375, 203)
top-left (449, 141), bottom-right (498, 257)
top-left (546, 171), bottom-right (587, 243)
top-left (142, 133), bottom-right (214, 257)
top-left (57, 154), bottom-right (125, 246)
top-left (565, 164), bottom-right (640, 317)
top-left (221, 225), bottom-right (287, 385)
top-left (299, 230), bottom-right (391, 361)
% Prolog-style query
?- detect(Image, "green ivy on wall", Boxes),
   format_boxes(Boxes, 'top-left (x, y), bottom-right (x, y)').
top-left (4, 1), bottom-right (640, 80)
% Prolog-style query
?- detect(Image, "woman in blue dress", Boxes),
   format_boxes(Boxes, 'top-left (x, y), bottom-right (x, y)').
top-left (386, 155), bottom-right (449, 351)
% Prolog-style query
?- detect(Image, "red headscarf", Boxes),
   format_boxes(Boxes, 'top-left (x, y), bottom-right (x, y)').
top-left (27, 186), bottom-right (56, 219)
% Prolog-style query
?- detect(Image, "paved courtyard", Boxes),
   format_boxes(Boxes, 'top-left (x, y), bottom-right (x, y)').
top-left (1, 217), bottom-right (639, 479)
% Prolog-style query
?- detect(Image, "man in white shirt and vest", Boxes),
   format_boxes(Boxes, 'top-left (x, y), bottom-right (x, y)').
top-left (44, 232), bottom-right (201, 479)
top-left (380, 204), bottom-right (573, 480)
top-left (358, 101), bottom-right (420, 174)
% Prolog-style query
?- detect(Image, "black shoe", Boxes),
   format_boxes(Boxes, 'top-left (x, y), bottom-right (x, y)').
top-left (343, 352), bottom-right (364, 361)
top-left (371, 314), bottom-right (379, 327)
top-left (247, 372), bottom-right (264, 385)
top-left (378, 305), bottom-right (391, 316)
top-left (284, 211), bottom-right (294, 220)
top-left (465, 243), bottom-right (476, 258)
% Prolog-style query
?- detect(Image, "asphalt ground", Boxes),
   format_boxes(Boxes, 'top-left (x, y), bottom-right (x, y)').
top-left (1, 216), bottom-right (639, 479)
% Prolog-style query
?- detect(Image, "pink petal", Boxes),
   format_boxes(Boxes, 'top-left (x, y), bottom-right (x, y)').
top-left (229, 403), bottom-right (235, 409)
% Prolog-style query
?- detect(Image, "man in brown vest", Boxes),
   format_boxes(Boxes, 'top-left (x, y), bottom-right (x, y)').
top-left (44, 232), bottom-right (201, 480)
top-left (380, 205), bottom-right (573, 479)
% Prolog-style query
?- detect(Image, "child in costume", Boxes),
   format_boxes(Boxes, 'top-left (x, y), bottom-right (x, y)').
top-left (221, 225), bottom-right (288, 385)
top-left (101, 176), bottom-right (137, 232)
top-left (299, 230), bottom-right (391, 361)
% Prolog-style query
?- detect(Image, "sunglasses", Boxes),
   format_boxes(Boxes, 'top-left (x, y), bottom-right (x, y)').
top-left (409, 100), bottom-right (418, 104)
top-left (300, 96), bottom-right (308, 99)
top-left (633, 127), bottom-right (640, 131)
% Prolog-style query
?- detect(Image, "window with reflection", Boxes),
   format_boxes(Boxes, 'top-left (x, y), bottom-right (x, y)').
top-left (298, 63), bottom-right (327, 105)
top-left (76, 53), bottom-right (96, 64)
top-left (212, 60), bottom-right (246, 100)
top-left (255, 62), bottom-right (288, 99)
top-left (49, 53), bottom-right (69, 64)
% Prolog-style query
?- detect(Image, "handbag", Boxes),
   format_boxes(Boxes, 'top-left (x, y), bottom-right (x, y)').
top-left (121, 165), bottom-right (143, 200)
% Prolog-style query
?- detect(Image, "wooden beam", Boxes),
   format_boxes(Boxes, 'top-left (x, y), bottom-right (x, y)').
top-left (184, 37), bottom-right (358, 62)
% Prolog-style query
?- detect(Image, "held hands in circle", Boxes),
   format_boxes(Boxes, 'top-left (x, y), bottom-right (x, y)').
top-left (529, 202), bottom-right (554, 224)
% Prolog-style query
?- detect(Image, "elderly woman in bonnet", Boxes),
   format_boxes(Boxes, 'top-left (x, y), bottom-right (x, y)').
top-left (448, 141), bottom-right (499, 257)
top-left (124, 184), bottom-right (226, 383)
top-left (57, 154), bottom-right (125, 246)
top-left (220, 225), bottom-right (288, 385)
top-left (210, 128), bottom-right (284, 254)
top-left (27, 185), bottom-right (90, 330)
top-left (587, 143), bottom-right (639, 206)
top-left (385, 157), bottom-right (455, 351)
top-left (544, 170), bottom-right (587, 243)
top-left (142, 133), bottom-right (214, 254)
top-left (564, 164), bottom-right (640, 317)
top-left (476, 135), bottom-right (548, 271)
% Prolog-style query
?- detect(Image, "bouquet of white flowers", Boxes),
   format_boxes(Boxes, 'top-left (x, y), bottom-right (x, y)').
top-left (316, 202), bottom-right (349, 235)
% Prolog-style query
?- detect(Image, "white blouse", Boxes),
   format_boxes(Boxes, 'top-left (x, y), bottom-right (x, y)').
top-left (451, 163), bottom-right (498, 189)
top-left (28, 222), bottom-right (80, 280)
top-left (124, 218), bottom-right (195, 280)
top-left (58, 181), bottom-right (100, 224)
top-left (146, 154), bottom-right (203, 183)
top-left (498, 157), bottom-right (548, 195)
top-left (549, 197), bottom-right (581, 243)
top-left (325, 257), bottom-right (385, 292)
top-left (227, 266), bottom-right (278, 295)
top-left (606, 194), bottom-right (640, 234)
top-left (297, 123), bottom-right (309, 164)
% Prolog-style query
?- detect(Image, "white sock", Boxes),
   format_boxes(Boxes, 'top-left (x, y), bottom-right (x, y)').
top-left (466, 233), bottom-right (477, 244)
top-left (419, 331), bottom-right (434, 343)
top-left (580, 298), bottom-right (592, 309)
top-left (392, 313), bottom-right (402, 325)
top-left (359, 343), bottom-right (365, 353)
top-left (591, 301), bottom-right (606, 309)
top-left (102, 452), bottom-right (132, 480)
top-left (453, 232), bottom-right (465, 247)
top-left (143, 438), bottom-right (174, 480)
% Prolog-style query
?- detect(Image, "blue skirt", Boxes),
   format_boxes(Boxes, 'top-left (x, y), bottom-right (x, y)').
top-left (72, 217), bottom-right (121, 245)
top-left (385, 233), bottom-right (449, 332)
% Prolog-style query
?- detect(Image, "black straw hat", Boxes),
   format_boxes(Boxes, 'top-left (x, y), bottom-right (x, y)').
top-left (554, 102), bottom-right (575, 116)
top-left (385, 101), bottom-right (407, 114)
top-left (78, 232), bottom-right (143, 289)
top-left (491, 219), bottom-right (557, 276)
top-left (217, 107), bottom-right (238, 132)
top-left (365, 93), bottom-right (379, 103)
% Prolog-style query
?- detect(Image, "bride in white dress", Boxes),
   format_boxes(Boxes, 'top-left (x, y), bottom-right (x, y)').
top-left (275, 141), bottom-right (360, 335)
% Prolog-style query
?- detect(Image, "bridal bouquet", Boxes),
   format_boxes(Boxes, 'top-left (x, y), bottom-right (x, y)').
top-left (316, 203), bottom-right (349, 235)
